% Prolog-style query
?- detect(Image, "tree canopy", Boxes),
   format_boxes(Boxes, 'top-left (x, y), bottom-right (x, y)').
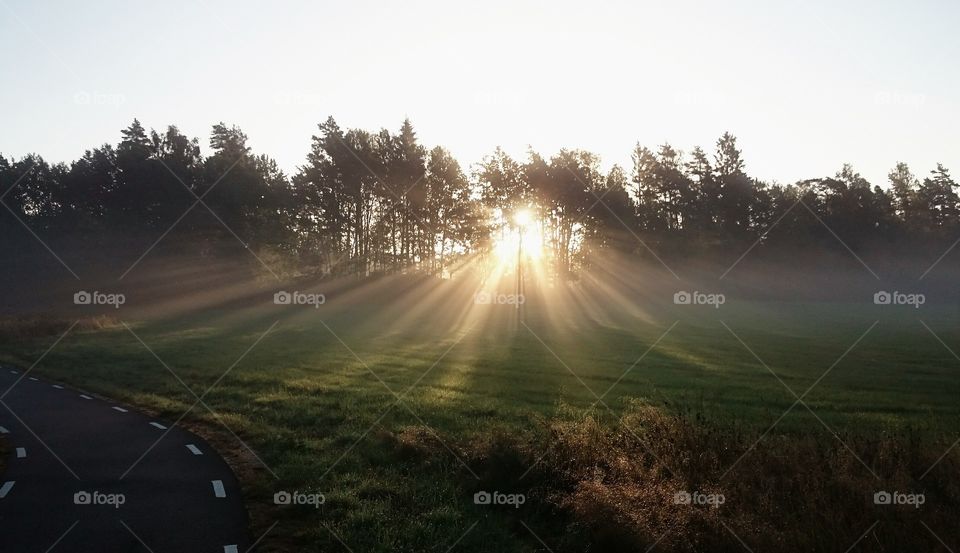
top-left (2, 118), bottom-right (956, 278)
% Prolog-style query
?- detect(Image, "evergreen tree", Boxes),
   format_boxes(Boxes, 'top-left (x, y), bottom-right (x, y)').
top-left (918, 164), bottom-right (959, 231)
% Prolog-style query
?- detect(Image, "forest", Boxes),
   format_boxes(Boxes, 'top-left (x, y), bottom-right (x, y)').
top-left (2, 117), bottom-right (957, 278)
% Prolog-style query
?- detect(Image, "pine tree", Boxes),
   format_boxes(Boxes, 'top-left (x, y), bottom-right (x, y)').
top-left (918, 164), bottom-right (958, 231)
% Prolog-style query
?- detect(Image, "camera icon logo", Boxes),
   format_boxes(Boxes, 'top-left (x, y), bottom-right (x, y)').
top-left (274, 491), bottom-right (292, 505)
top-left (873, 291), bottom-right (891, 305)
top-left (74, 291), bottom-right (92, 305)
top-left (473, 491), bottom-right (491, 505)
top-left (673, 491), bottom-right (692, 505)
top-left (874, 491), bottom-right (892, 505)
top-left (274, 291), bottom-right (292, 305)
top-left (673, 291), bottom-right (691, 305)
top-left (74, 491), bottom-right (92, 505)
top-left (474, 292), bottom-right (491, 305)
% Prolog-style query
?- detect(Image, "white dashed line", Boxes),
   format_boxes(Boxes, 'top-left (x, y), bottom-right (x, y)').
top-left (16, 448), bottom-right (25, 458)
top-left (224, 546), bottom-right (238, 553)
top-left (9, 370), bottom-right (17, 374)
top-left (212, 480), bottom-right (226, 498)
top-left (0, 481), bottom-right (14, 498)
top-left (80, 394), bottom-right (93, 400)
top-left (28, 377), bottom-right (38, 381)
top-left (52, 384), bottom-right (64, 389)
top-left (149, 422), bottom-right (167, 430)
top-left (186, 444), bottom-right (203, 455)
top-left (0, 426), bottom-right (8, 434)
top-left (111, 407), bottom-right (128, 413)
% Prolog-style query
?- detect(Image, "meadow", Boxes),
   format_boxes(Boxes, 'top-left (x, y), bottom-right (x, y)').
top-left (1, 271), bottom-right (958, 552)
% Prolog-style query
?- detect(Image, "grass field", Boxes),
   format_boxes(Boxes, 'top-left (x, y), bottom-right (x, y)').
top-left (1, 280), bottom-right (959, 551)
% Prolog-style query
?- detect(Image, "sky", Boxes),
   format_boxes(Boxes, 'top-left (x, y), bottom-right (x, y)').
top-left (1, 0), bottom-right (958, 186)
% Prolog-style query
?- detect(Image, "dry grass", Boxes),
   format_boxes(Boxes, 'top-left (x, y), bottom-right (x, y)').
top-left (392, 400), bottom-right (960, 552)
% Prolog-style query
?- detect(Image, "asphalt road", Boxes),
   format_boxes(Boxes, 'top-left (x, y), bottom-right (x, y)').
top-left (0, 366), bottom-right (251, 552)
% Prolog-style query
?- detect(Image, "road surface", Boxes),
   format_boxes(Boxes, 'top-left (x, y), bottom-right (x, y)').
top-left (0, 366), bottom-right (251, 552)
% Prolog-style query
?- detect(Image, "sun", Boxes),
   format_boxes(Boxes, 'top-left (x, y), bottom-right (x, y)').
top-left (514, 208), bottom-right (532, 227)
top-left (492, 208), bottom-right (544, 266)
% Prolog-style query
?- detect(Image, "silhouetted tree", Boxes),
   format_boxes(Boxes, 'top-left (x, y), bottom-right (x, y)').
top-left (5, 118), bottom-right (960, 281)
top-left (918, 164), bottom-right (959, 232)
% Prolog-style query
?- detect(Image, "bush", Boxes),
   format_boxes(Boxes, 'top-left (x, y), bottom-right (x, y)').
top-left (439, 401), bottom-right (960, 552)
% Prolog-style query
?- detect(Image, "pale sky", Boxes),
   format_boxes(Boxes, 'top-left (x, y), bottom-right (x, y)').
top-left (1, 0), bottom-right (957, 186)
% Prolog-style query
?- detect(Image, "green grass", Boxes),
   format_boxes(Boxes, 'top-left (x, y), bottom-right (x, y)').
top-left (1, 298), bottom-right (958, 551)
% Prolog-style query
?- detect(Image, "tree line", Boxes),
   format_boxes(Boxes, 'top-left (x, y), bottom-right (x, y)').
top-left (1, 117), bottom-right (957, 278)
